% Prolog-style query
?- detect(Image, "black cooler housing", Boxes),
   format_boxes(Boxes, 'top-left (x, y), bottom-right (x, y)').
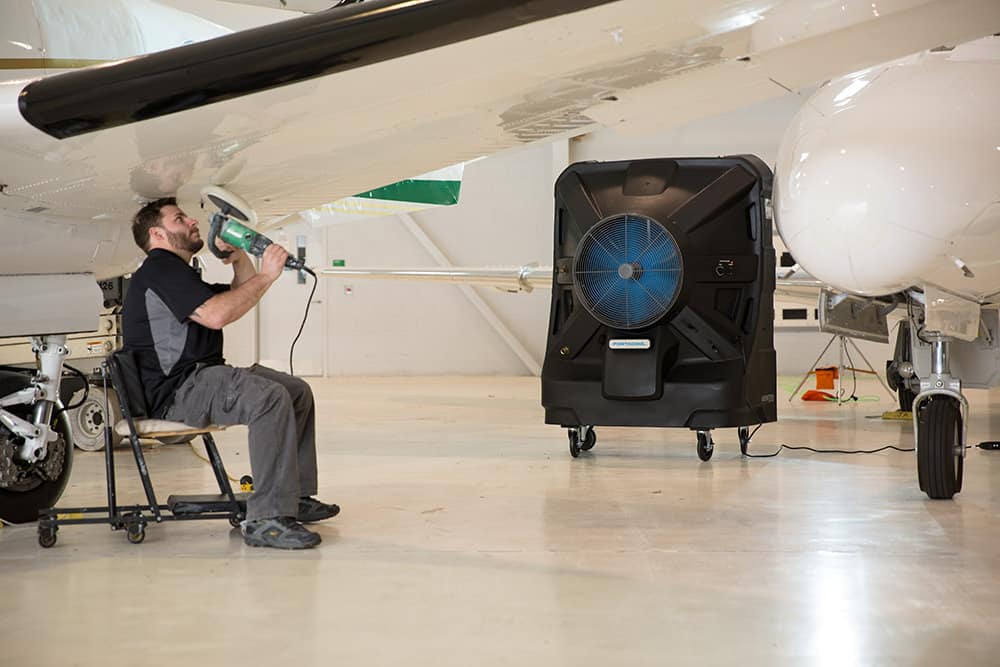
top-left (541, 156), bottom-right (777, 430)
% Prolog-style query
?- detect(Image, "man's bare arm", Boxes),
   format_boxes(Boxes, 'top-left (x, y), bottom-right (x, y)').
top-left (190, 244), bottom-right (289, 329)
top-left (189, 273), bottom-right (273, 330)
top-left (229, 250), bottom-right (257, 288)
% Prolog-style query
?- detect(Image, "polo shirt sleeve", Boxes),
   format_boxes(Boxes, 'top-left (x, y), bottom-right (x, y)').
top-left (150, 260), bottom-right (225, 323)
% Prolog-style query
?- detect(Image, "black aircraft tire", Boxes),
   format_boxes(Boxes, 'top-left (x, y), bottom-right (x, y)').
top-left (917, 397), bottom-right (963, 500)
top-left (0, 410), bottom-right (74, 524)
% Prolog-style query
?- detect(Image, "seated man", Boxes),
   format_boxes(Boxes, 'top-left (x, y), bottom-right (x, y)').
top-left (121, 197), bottom-right (338, 550)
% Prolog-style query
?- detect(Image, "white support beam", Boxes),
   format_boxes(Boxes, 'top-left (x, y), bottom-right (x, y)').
top-left (398, 213), bottom-right (542, 376)
top-left (551, 138), bottom-right (570, 188)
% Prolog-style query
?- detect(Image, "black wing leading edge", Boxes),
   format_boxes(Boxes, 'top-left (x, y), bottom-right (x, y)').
top-left (19, 0), bottom-right (620, 140)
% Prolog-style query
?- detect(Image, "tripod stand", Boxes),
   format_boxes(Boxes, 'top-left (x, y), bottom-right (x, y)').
top-left (788, 334), bottom-right (895, 404)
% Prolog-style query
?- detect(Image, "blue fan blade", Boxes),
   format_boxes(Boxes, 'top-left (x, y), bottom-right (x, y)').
top-left (575, 214), bottom-right (682, 329)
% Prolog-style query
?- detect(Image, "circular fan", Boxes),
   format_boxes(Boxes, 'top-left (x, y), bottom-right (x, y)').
top-left (573, 213), bottom-right (683, 330)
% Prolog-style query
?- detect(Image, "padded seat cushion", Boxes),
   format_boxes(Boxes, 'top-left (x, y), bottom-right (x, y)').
top-left (115, 419), bottom-right (227, 438)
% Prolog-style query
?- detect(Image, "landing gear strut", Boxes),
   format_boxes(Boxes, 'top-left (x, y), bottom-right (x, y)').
top-left (887, 320), bottom-right (917, 412)
top-left (0, 335), bottom-right (75, 523)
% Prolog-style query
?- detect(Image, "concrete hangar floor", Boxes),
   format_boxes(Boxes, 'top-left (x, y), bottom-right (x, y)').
top-left (2, 375), bottom-right (1000, 666)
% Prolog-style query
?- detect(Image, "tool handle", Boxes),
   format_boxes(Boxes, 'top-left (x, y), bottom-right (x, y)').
top-left (207, 213), bottom-right (234, 261)
top-left (253, 238), bottom-right (306, 271)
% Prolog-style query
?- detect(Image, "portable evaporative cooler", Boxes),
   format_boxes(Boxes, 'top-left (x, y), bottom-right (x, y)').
top-left (540, 156), bottom-right (777, 460)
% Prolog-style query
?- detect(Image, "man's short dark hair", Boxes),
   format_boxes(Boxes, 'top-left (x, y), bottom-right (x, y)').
top-left (132, 197), bottom-right (176, 253)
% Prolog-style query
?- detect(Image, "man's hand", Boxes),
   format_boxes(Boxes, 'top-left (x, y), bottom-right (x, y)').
top-left (214, 236), bottom-right (243, 266)
top-left (260, 244), bottom-right (289, 281)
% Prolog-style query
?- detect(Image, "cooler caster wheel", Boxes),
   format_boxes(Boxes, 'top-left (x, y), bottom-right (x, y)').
top-left (239, 475), bottom-right (254, 492)
top-left (38, 524), bottom-right (57, 548)
top-left (568, 426), bottom-right (595, 458)
top-left (696, 431), bottom-right (714, 461)
top-left (568, 430), bottom-right (581, 458)
top-left (738, 427), bottom-right (750, 456)
top-left (229, 514), bottom-right (244, 528)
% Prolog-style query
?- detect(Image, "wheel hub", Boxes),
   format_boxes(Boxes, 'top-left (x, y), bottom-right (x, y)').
top-left (79, 400), bottom-right (104, 435)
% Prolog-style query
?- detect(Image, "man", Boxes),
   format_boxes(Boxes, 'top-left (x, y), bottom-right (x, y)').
top-left (122, 197), bottom-right (338, 550)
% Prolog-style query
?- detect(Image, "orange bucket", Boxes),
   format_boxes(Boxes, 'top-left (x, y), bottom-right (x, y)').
top-left (815, 366), bottom-right (838, 390)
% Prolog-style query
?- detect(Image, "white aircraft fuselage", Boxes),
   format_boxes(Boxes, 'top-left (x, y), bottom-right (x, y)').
top-left (776, 37), bottom-right (1000, 301)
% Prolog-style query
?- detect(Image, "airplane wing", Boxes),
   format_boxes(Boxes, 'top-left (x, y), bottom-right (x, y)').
top-left (4, 0), bottom-right (1000, 281)
top-left (220, 0), bottom-right (344, 13)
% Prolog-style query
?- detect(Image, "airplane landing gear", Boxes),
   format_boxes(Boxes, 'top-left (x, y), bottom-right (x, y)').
top-left (0, 335), bottom-right (75, 523)
top-left (913, 337), bottom-right (967, 500)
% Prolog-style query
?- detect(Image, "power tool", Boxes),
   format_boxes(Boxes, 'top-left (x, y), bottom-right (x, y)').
top-left (201, 185), bottom-right (317, 376)
top-left (208, 213), bottom-right (312, 274)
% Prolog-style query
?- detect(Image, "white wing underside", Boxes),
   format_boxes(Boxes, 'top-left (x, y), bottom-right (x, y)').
top-left (2, 0), bottom-right (999, 279)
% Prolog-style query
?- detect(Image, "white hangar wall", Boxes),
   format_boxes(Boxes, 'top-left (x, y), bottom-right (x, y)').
top-left (237, 92), bottom-right (891, 381)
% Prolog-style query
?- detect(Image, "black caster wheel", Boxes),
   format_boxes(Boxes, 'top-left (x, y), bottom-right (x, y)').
top-left (580, 428), bottom-right (597, 451)
top-left (568, 430), bottom-right (581, 458)
top-left (38, 525), bottom-right (57, 548)
top-left (239, 475), bottom-right (254, 492)
top-left (738, 427), bottom-right (750, 456)
top-left (229, 514), bottom-right (244, 529)
top-left (126, 523), bottom-right (146, 544)
top-left (696, 431), bottom-right (714, 461)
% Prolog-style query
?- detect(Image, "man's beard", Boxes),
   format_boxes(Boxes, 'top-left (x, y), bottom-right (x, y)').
top-left (165, 229), bottom-right (204, 254)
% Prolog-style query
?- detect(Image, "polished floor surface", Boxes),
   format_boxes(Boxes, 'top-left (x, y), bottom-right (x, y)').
top-left (3, 376), bottom-right (1000, 666)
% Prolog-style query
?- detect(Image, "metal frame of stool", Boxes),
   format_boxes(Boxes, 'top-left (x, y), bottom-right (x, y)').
top-left (37, 352), bottom-right (248, 547)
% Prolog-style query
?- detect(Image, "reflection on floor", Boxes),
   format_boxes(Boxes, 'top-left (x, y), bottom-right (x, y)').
top-left (2, 376), bottom-right (1000, 666)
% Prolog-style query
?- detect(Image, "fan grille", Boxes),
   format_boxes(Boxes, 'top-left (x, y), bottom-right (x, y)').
top-left (573, 214), bottom-right (682, 330)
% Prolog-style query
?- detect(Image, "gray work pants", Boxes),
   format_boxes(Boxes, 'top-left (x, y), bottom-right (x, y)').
top-left (164, 364), bottom-right (318, 521)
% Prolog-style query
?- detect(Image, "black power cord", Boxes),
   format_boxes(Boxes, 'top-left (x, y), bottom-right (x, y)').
top-left (739, 422), bottom-right (915, 458)
top-left (1, 362), bottom-right (89, 418)
top-left (288, 268), bottom-right (318, 377)
top-left (744, 443), bottom-right (915, 458)
top-left (53, 363), bottom-right (90, 416)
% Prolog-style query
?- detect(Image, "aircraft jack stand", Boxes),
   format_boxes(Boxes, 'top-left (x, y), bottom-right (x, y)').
top-left (787, 334), bottom-right (894, 404)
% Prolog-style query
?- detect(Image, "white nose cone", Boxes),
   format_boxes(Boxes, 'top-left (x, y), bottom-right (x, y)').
top-left (774, 38), bottom-right (1000, 297)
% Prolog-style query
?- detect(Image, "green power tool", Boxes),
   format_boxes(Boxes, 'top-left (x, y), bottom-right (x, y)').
top-left (201, 187), bottom-right (317, 376)
top-left (208, 213), bottom-right (311, 274)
